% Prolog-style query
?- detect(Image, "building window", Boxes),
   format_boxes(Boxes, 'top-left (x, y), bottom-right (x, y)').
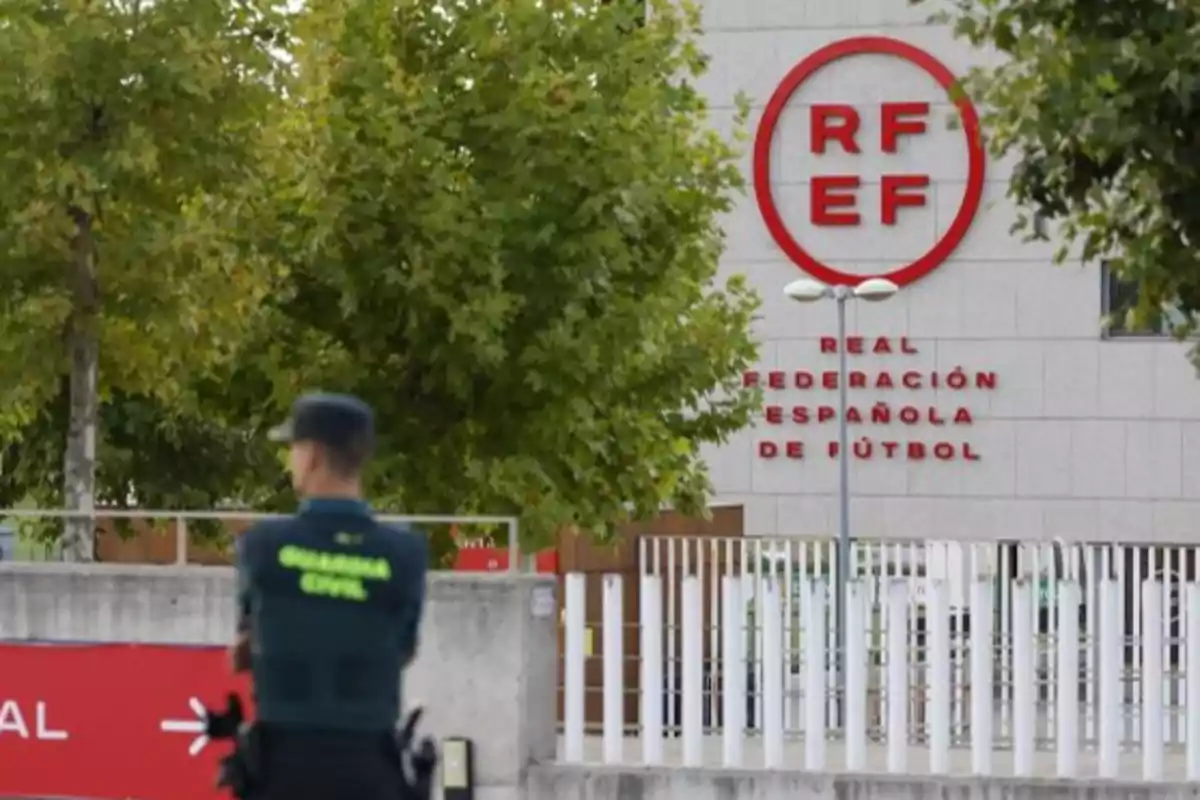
top-left (1101, 261), bottom-right (1186, 338)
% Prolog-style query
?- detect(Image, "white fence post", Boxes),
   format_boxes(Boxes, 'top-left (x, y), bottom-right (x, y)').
top-left (805, 578), bottom-right (827, 770)
top-left (1098, 579), bottom-right (1121, 779)
top-left (1012, 578), bottom-right (1034, 777)
top-left (564, 572), bottom-right (586, 762)
top-left (885, 580), bottom-right (908, 774)
top-left (721, 575), bottom-right (744, 768)
top-left (602, 574), bottom-right (624, 764)
top-left (681, 575), bottom-right (703, 767)
top-left (928, 579), bottom-right (950, 775)
top-left (1142, 579), bottom-right (1164, 780)
top-left (1056, 581), bottom-right (1081, 778)
top-left (844, 580), bottom-right (867, 771)
top-left (970, 577), bottom-right (994, 775)
top-left (639, 574), bottom-right (663, 765)
top-left (1188, 583), bottom-right (1200, 780)
top-left (763, 576), bottom-right (784, 768)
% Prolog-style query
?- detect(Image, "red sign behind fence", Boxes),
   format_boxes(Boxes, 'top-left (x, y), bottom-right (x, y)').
top-left (0, 643), bottom-right (251, 800)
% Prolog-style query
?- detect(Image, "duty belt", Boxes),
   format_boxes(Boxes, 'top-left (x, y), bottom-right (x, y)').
top-left (204, 694), bottom-right (437, 800)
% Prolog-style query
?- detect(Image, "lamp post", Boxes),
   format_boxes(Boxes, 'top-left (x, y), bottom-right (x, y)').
top-left (782, 276), bottom-right (899, 724)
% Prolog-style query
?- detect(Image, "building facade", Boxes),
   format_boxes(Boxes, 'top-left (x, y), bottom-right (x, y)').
top-left (698, 0), bottom-right (1200, 542)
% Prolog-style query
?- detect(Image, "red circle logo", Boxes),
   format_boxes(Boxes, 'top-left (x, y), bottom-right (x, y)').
top-left (752, 36), bottom-right (986, 287)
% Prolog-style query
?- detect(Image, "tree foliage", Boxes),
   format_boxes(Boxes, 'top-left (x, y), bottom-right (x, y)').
top-left (924, 0), bottom-right (1200, 342)
top-left (248, 0), bottom-right (759, 545)
top-left (0, 0), bottom-right (759, 551)
top-left (0, 0), bottom-right (292, 553)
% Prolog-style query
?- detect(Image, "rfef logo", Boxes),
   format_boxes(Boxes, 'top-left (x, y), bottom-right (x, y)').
top-left (753, 36), bottom-right (985, 288)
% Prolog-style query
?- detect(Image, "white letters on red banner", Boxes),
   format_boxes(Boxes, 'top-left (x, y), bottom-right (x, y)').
top-left (0, 700), bottom-right (68, 740)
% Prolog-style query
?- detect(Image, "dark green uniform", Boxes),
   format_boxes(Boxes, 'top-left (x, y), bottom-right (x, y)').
top-left (235, 498), bottom-right (427, 730)
top-left (220, 393), bottom-right (431, 800)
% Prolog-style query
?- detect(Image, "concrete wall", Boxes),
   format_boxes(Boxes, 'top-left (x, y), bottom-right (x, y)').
top-left (696, 0), bottom-right (1200, 541)
top-left (528, 765), bottom-right (1200, 800)
top-left (0, 563), bottom-right (558, 800)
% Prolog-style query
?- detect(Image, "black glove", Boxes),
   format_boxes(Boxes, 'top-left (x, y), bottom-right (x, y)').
top-left (205, 693), bottom-right (245, 740)
top-left (393, 709), bottom-right (437, 800)
top-left (412, 738), bottom-right (437, 775)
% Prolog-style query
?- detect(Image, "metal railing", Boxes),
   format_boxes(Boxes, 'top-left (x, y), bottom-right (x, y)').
top-left (631, 535), bottom-right (1196, 747)
top-left (0, 508), bottom-right (521, 571)
top-left (560, 569), bottom-right (1200, 780)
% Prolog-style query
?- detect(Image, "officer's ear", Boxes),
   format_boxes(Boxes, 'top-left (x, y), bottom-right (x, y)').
top-left (289, 441), bottom-right (316, 475)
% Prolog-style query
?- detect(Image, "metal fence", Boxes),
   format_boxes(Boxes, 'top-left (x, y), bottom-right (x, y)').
top-left (0, 508), bottom-right (521, 570)
top-left (561, 569), bottom-right (1200, 779)
top-left (636, 535), bottom-right (1195, 742)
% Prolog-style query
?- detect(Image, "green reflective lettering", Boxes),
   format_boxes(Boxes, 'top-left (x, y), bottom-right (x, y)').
top-left (300, 571), bottom-right (367, 601)
top-left (277, 544), bottom-right (389, 602)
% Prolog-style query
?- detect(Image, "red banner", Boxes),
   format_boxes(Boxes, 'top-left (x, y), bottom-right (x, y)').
top-left (0, 643), bottom-right (251, 800)
top-left (453, 546), bottom-right (558, 573)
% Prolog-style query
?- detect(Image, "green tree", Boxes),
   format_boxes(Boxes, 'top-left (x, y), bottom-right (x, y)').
top-left (0, 0), bottom-right (291, 558)
top-left (923, 0), bottom-right (1200, 342)
top-left (248, 0), bottom-right (759, 546)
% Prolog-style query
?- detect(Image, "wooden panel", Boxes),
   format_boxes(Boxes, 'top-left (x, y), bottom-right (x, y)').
top-left (96, 518), bottom-right (243, 565)
top-left (555, 506), bottom-right (745, 728)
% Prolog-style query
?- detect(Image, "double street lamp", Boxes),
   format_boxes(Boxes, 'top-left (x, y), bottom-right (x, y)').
top-left (782, 276), bottom-right (900, 721)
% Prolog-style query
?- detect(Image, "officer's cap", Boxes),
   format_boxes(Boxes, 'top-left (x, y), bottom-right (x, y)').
top-left (268, 392), bottom-right (375, 454)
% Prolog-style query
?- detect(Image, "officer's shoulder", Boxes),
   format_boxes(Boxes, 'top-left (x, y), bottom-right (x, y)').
top-left (236, 517), bottom-right (297, 554)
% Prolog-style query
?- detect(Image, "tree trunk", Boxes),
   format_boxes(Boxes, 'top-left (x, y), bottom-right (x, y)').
top-left (61, 207), bottom-right (99, 563)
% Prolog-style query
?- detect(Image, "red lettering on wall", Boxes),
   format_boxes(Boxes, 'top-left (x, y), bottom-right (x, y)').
top-left (758, 441), bottom-right (806, 459)
top-left (880, 102), bottom-right (929, 153)
top-left (810, 105), bottom-right (861, 154)
top-left (819, 439), bottom-right (982, 461)
top-left (776, 403), bottom-right (976, 425)
top-left (806, 103), bottom-right (934, 227)
top-left (811, 176), bottom-right (860, 225)
top-left (881, 175), bottom-right (929, 225)
top-left (752, 370), bottom-right (995, 395)
top-left (748, 337), bottom-right (994, 463)
top-left (819, 336), bottom-right (919, 354)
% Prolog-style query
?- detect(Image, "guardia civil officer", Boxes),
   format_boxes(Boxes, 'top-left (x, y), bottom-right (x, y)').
top-left (221, 392), bottom-right (430, 800)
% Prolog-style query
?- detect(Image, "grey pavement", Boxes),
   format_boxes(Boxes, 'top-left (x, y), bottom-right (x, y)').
top-left (559, 734), bottom-right (1194, 781)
